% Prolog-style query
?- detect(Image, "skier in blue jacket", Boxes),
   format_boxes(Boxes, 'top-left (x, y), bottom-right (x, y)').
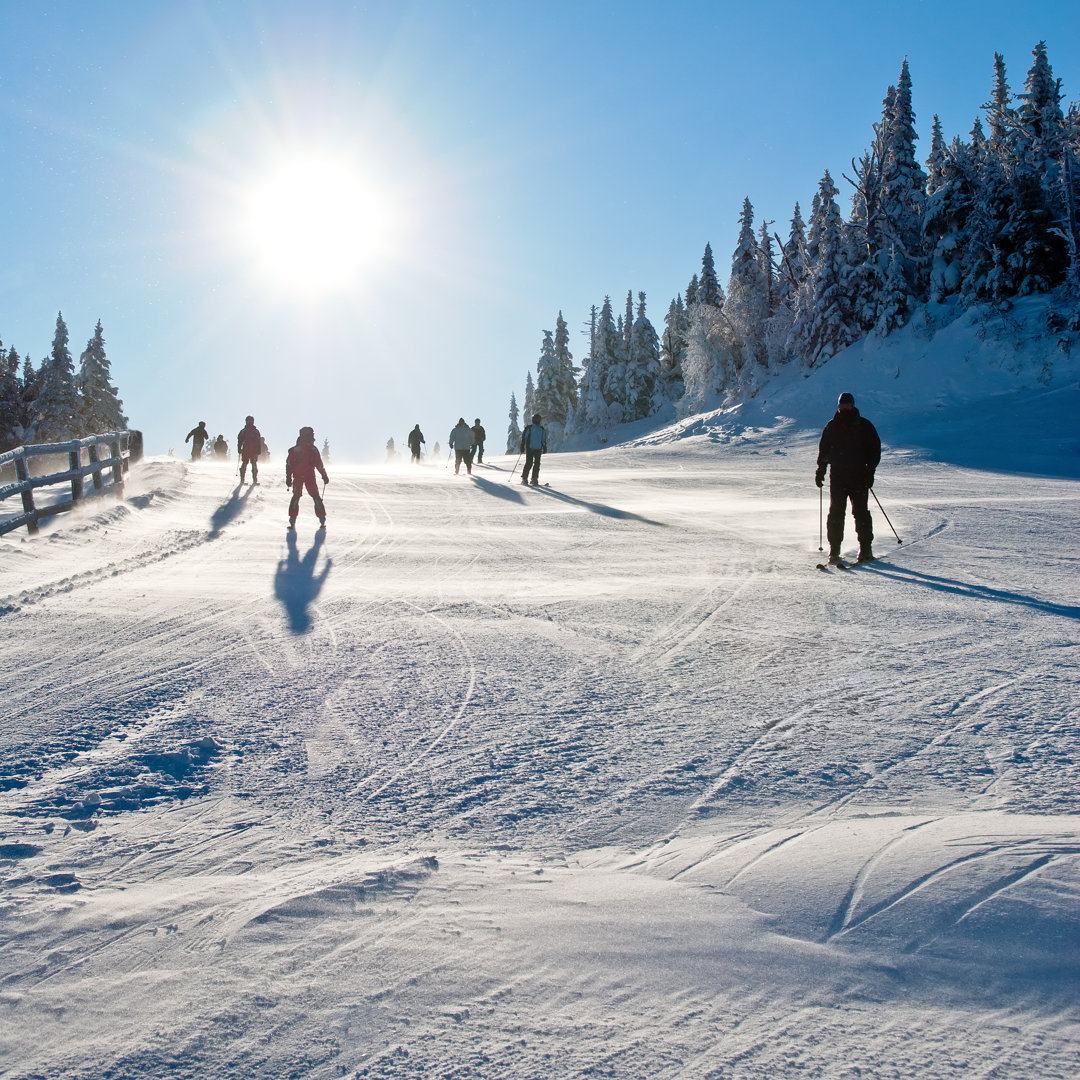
top-left (520, 414), bottom-right (548, 486)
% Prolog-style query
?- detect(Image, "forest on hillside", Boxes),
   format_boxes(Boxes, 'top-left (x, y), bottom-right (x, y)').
top-left (510, 43), bottom-right (1080, 451)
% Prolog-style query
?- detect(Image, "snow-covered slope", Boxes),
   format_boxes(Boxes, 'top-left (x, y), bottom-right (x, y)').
top-left (1, 309), bottom-right (1079, 1078)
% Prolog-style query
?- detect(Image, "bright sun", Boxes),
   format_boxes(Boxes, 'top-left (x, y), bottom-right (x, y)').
top-left (239, 156), bottom-right (394, 295)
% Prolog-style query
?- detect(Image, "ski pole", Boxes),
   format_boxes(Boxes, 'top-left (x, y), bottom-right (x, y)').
top-left (870, 488), bottom-right (902, 544)
top-left (818, 485), bottom-right (823, 552)
top-left (508, 451), bottom-right (523, 482)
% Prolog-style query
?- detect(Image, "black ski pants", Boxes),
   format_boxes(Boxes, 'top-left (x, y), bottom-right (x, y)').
top-left (522, 449), bottom-right (542, 484)
top-left (827, 480), bottom-right (873, 554)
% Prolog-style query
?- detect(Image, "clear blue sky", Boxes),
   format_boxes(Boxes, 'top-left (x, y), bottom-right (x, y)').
top-left (1, 1), bottom-right (1077, 459)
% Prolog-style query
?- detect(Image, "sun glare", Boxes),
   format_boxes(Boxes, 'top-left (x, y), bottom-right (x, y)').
top-left (239, 156), bottom-right (395, 295)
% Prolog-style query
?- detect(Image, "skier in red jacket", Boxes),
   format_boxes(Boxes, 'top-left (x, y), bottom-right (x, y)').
top-left (285, 426), bottom-right (329, 529)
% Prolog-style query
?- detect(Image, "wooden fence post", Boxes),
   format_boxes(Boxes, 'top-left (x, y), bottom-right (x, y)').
top-left (14, 453), bottom-right (38, 535)
top-left (88, 441), bottom-right (104, 490)
top-left (69, 443), bottom-right (83, 504)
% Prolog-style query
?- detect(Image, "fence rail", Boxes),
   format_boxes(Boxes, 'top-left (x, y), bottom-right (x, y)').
top-left (0, 431), bottom-right (141, 537)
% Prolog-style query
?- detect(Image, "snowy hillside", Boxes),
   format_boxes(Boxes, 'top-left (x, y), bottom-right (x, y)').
top-left (1, 312), bottom-right (1079, 1078)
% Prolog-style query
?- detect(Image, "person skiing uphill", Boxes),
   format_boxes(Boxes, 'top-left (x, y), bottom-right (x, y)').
top-left (184, 421), bottom-right (209, 460)
top-left (237, 415), bottom-right (262, 485)
top-left (407, 424), bottom-right (425, 463)
top-left (449, 417), bottom-right (475, 475)
top-left (520, 413), bottom-right (547, 486)
top-left (286, 426), bottom-right (329, 529)
top-left (816, 392), bottom-right (881, 564)
top-left (471, 418), bottom-right (486, 463)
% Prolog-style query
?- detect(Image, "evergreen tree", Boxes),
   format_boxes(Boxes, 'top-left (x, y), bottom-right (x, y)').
top-left (791, 171), bottom-right (856, 364)
top-left (77, 320), bottom-right (126, 435)
top-left (878, 59), bottom-right (928, 300)
top-left (698, 244), bottom-right (723, 307)
top-left (685, 273), bottom-right (699, 307)
top-left (552, 311), bottom-right (578, 421)
top-left (726, 197), bottom-right (769, 373)
top-left (926, 114), bottom-right (948, 194)
top-left (506, 392), bottom-right (522, 454)
top-left (775, 203), bottom-right (809, 309)
top-left (659, 295), bottom-right (688, 404)
top-left (523, 370), bottom-right (536, 421)
top-left (533, 329), bottom-right (561, 429)
top-left (0, 341), bottom-right (20, 450)
top-left (625, 292), bottom-right (660, 421)
top-left (924, 135), bottom-right (977, 302)
top-left (35, 312), bottom-right (81, 442)
top-left (20, 354), bottom-right (41, 434)
top-left (757, 220), bottom-right (777, 318)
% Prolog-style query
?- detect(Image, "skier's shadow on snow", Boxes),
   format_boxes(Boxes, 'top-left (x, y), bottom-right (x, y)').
top-left (469, 475), bottom-right (526, 503)
top-left (533, 486), bottom-right (667, 526)
top-left (207, 483), bottom-right (254, 540)
top-left (865, 563), bottom-right (1080, 621)
top-left (274, 530), bottom-right (332, 634)
top-left (470, 474), bottom-right (665, 524)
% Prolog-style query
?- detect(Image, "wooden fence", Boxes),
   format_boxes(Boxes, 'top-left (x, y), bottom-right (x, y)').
top-left (0, 431), bottom-right (142, 537)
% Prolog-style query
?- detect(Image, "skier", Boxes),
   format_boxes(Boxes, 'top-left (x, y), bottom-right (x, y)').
top-left (816, 392), bottom-right (881, 564)
top-left (184, 421), bottom-right (209, 461)
top-left (237, 415), bottom-right (262, 485)
top-left (286, 426), bottom-right (329, 529)
top-left (212, 434), bottom-right (228, 459)
top-left (449, 417), bottom-right (475, 475)
top-left (520, 413), bottom-right (548, 486)
top-left (471, 418), bottom-right (486, 463)
top-left (407, 424), bottom-right (425, 463)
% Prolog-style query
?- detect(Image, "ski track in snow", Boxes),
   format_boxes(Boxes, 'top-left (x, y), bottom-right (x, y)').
top-left (1, 439), bottom-right (1079, 1079)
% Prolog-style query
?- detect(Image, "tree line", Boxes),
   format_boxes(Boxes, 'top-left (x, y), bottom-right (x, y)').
top-left (508, 42), bottom-right (1080, 452)
top-left (0, 312), bottom-right (127, 453)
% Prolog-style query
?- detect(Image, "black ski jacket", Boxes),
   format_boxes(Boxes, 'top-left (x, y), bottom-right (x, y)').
top-left (817, 408), bottom-right (881, 486)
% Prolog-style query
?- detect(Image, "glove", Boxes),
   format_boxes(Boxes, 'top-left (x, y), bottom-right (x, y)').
top-left (864, 470), bottom-right (875, 489)
top-left (322, 476), bottom-right (329, 485)
top-left (285, 477), bottom-right (292, 488)
top-left (815, 466), bottom-right (826, 488)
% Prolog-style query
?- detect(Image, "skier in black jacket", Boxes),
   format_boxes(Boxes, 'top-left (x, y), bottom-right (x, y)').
top-left (816, 392), bottom-right (881, 564)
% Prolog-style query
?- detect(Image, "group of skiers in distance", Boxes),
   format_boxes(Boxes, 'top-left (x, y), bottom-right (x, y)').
top-left (176, 395), bottom-right (877, 555)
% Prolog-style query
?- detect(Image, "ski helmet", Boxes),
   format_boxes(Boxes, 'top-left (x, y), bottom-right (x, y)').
top-left (838, 393), bottom-right (854, 407)
top-left (246, 414), bottom-right (254, 424)
top-left (532, 413), bottom-right (541, 423)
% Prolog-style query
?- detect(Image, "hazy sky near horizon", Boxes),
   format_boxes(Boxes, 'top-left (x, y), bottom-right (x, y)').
top-left (1, 1), bottom-right (1077, 460)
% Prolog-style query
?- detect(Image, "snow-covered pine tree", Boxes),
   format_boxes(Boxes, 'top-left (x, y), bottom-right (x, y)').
top-left (0, 341), bottom-right (20, 450)
top-left (1007, 41), bottom-right (1070, 294)
top-left (725, 198), bottom-right (769, 378)
top-left (685, 274), bottom-right (699, 307)
top-left (924, 134), bottom-right (977, 302)
top-left (926, 115), bottom-right (948, 195)
top-left (77, 320), bottom-right (126, 435)
top-left (552, 311), bottom-right (579, 423)
top-left (625, 293), bottom-right (660, 421)
top-left (757, 220), bottom-right (777, 319)
top-left (19, 354), bottom-right (40, 436)
top-left (322, 439), bottom-right (331, 463)
top-left (523, 370), bottom-right (536, 421)
top-left (790, 171), bottom-right (857, 365)
top-left (506, 392), bottom-right (522, 454)
top-left (595, 296), bottom-right (627, 426)
top-left (877, 59), bottom-right (928, 305)
top-left (698, 243), bottom-right (722, 307)
top-left (34, 312), bottom-right (82, 442)
top-left (534, 328), bottom-right (562, 438)
top-left (658, 295), bottom-right (687, 406)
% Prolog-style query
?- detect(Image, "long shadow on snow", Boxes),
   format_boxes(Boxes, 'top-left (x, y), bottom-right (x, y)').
top-left (469, 474), bottom-right (526, 503)
top-left (274, 529), bottom-right (332, 634)
top-left (207, 482), bottom-right (254, 539)
top-left (864, 562), bottom-right (1080, 621)
top-left (533, 485), bottom-right (668, 526)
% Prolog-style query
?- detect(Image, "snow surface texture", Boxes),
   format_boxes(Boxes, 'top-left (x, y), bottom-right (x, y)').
top-left (2, 300), bottom-right (1079, 1078)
